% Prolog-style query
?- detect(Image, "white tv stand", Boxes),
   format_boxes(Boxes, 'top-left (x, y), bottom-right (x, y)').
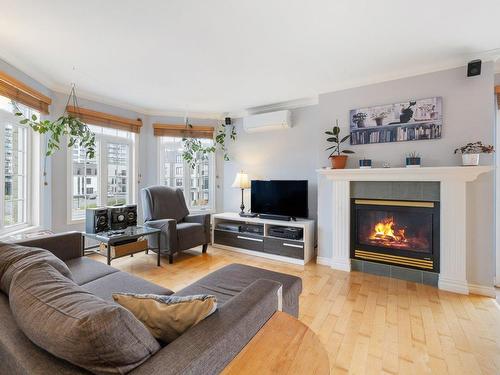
top-left (212, 212), bottom-right (315, 265)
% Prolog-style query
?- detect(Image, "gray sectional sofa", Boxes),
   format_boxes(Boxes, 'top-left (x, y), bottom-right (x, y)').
top-left (0, 231), bottom-right (302, 375)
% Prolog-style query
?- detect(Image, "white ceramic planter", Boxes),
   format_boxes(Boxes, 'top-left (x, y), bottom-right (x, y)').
top-left (462, 153), bottom-right (480, 166)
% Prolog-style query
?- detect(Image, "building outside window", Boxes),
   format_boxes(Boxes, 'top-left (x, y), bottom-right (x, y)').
top-left (159, 136), bottom-right (214, 211)
top-left (70, 125), bottom-right (135, 221)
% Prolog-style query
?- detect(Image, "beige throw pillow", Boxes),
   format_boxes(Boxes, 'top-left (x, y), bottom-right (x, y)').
top-left (113, 293), bottom-right (217, 343)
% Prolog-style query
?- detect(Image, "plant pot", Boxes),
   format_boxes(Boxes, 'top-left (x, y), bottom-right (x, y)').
top-left (374, 118), bottom-right (384, 126)
top-left (405, 157), bottom-right (421, 168)
top-left (462, 153), bottom-right (479, 166)
top-left (330, 155), bottom-right (348, 169)
top-left (355, 120), bottom-right (365, 128)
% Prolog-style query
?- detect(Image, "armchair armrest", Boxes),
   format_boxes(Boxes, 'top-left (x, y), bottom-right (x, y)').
top-left (130, 279), bottom-right (282, 375)
top-left (144, 219), bottom-right (177, 252)
top-left (184, 213), bottom-right (211, 243)
top-left (12, 231), bottom-right (83, 261)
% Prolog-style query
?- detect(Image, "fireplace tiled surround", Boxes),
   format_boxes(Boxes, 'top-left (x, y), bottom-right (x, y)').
top-left (317, 166), bottom-right (492, 296)
top-left (350, 183), bottom-right (440, 285)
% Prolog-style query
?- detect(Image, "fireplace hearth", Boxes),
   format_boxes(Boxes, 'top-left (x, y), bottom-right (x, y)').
top-left (351, 199), bottom-right (439, 271)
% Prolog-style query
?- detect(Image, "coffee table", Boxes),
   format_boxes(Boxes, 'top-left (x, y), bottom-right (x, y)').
top-left (222, 311), bottom-right (330, 375)
top-left (82, 226), bottom-right (162, 266)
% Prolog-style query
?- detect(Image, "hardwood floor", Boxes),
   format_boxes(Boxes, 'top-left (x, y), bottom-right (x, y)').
top-left (90, 247), bottom-right (500, 375)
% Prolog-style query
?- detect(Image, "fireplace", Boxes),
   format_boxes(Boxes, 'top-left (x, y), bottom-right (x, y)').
top-left (351, 199), bottom-right (439, 271)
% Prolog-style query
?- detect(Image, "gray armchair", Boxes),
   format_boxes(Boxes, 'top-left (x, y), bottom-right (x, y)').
top-left (141, 186), bottom-right (211, 263)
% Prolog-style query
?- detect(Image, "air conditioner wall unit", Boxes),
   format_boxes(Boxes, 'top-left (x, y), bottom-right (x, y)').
top-left (243, 110), bottom-right (291, 133)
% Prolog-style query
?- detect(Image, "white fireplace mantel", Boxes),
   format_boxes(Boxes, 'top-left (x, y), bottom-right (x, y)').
top-left (316, 165), bottom-right (493, 295)
top-left (317, 165), bottom-right (492, 182)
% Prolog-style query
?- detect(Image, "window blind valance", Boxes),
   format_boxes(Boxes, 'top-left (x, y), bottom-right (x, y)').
top-left (153, 123), bottom-right (214, 139)
top-left (0, 71), bottom-right (52, 114)
top-left (66, 106), bottom-right (142, 133)
top-left (496, 86), bottom-right (500, 110)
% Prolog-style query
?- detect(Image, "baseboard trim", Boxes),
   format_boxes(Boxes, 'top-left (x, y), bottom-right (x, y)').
top-left (316, 256), bottom-right (332, 266)
top-left (438, 276), bottom-right (469, 295)
top-left (331, 258), bottom-right (351, 272)
top-left (468, 283), bottom-right (496, 298)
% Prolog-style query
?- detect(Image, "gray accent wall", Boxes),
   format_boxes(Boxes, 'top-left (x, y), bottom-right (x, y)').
top-left (224, 63), bottom-right (496, 288)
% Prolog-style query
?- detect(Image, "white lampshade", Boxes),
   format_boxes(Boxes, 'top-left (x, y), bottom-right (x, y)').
top-left (231, 171), bottom-right (251, 189)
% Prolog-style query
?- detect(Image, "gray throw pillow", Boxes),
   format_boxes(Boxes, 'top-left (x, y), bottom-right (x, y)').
top-left (9, 262), bottom-right (160, 375)
top-left (0, 242), bottom-right (73, 294)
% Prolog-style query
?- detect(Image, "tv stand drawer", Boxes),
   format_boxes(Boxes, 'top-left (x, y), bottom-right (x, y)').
top-left (263, 238), bottom-right (304, 259)
top-left (214, 230), bottom-right (264, 252)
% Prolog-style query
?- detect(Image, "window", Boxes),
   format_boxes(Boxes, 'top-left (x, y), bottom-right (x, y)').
top-left (70, 125), bottom-right (135, 221)
top-left (0, 95), bottom-right (40, 234)
top-left (159, 137), bottom-right (214, 211)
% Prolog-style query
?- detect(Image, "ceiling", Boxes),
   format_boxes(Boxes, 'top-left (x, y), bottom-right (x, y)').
top-left (1, 0), bottom-right (499, 117)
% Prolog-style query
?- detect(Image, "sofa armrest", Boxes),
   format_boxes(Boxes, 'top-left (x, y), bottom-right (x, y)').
top-left (184, 213), bottom-right (210, 243)
top-left (13, 231), bottom-right (83, 261)
top-left (129, 279), bottom-right (282, 375)
top-left (144, 219), bottom-right (177, 252)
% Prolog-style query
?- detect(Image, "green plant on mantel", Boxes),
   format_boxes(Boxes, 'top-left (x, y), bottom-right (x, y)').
top-left (13, 85), bottom-right (96, 158)
top-left (182, 120), bottom-right (237, 169)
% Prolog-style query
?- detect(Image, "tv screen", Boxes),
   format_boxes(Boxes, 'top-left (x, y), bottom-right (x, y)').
top-left (251, 180), bottom-right (308, 218)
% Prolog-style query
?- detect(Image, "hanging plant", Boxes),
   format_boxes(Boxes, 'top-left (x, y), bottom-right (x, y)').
top-left (13, 84), bottom-right (96, 158)
top-left (182, 119), bottom-right (237, 169)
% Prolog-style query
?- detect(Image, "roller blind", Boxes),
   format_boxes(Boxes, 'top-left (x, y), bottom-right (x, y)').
top-left (0, 71), bottom-right (52, 114)
top-left (66, 106), bottom-right (142, 133)
top-left (153, 123), bottom-right (214, 139)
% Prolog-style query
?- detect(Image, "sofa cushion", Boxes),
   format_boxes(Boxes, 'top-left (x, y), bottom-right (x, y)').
top-left (9, 262), bottom-right (160, 375)
top-left (0, 294), bottom-right (89, 375)
top-left (176, 222), bottom-right (206, 250)
top-left (0, 242), bottom-right (73, 295)
top-left (113, 293), bottom-right (217, 344)
top-left (65, 257), bottom-right (119, 285)
top-left (81, 271), bottom-right (173, 302)
top-left (174, 263), bottom-right (302, 317)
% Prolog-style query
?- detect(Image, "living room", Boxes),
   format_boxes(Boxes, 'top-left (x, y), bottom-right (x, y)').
top-left (1, 1), bottom-right (500, 374)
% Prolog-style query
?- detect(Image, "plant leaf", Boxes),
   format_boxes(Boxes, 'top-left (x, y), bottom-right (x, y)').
top-left (340, 134), bottom-right (350, 143)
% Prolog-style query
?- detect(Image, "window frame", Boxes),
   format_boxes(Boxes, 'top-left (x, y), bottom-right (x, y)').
top-left (67, 128), bottom-right (138, 224)
top-left (157, 136), bottom-right (215, 213)
top-left (0, 107), bottom-right (41, 236)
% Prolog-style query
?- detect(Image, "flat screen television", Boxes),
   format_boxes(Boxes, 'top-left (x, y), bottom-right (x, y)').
top-left (251, 180), bottom-right (308, 218)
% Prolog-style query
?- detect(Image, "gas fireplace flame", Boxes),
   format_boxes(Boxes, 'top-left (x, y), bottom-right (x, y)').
top-left (369, 217), bottom-right (407, 244)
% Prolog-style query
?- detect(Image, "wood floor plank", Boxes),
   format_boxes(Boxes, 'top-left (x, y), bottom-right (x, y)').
top-left (89, 247), bottom-right (500, 374)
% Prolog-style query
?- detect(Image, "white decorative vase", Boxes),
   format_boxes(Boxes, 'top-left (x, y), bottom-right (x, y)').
top-left (462, 153), bottom-right (480, 166)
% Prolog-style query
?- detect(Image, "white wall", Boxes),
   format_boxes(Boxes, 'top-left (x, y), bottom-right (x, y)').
top-left (223, 106), bottom-right (320, 220)
top-left (223, 63), bottom-right (496, 288)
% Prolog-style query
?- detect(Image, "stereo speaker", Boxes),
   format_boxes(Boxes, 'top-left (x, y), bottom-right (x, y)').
top-left (124, 204), bottom-right (138, 227)
top-left (85, 208), bottom-right (109, 234)
top-left (467, 59), bottom-right (481, 77)
top-left (108, 206), bottom-right (129, 230)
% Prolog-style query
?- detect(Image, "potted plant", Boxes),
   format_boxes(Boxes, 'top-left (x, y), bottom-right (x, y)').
top-left (399, 101), bottom-right (417, 123)
top-left (405, 151), bottom-right (421, 168)
top-left (352, 112), bottom-right (367, 128)
top-left (325, 120), bottom-right (354, 169)
top-left (359, 159), bottom-right (372, 169)
top-left (454, 141), bottom-right (494, 166)
top-left (371, 111), bottom-right (387, 126)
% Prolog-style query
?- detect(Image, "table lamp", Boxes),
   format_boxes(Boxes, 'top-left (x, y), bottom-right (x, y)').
top-left (231, 171), bottom-right (251, 216)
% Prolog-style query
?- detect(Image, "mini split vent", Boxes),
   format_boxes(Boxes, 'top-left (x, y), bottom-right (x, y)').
top-left (243, 110), bottom-right (291, 133)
